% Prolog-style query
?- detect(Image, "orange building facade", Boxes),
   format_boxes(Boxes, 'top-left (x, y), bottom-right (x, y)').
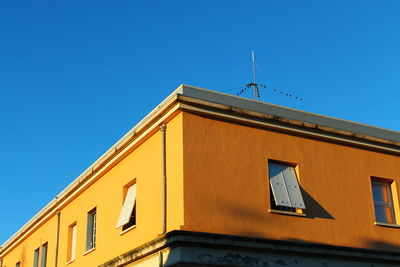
top-left (1, 85), bottom-right (400, 267)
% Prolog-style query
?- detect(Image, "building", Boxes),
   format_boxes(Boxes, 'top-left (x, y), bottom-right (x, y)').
top-left (1, 85), bottom-right (400, 267)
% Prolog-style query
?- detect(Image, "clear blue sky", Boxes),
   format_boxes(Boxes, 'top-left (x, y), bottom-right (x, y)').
top-left (1, 0), bottom-right (400, 244)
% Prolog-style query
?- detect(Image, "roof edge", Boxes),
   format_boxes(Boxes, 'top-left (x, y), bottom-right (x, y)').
top-left (179, 85), bottom-right (400, 143)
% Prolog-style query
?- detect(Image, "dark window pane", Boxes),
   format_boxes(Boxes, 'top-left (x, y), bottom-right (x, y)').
top-left (372, 183), bottom-right (390, 203)
top-left (374, 205), bottom-right (394, 224)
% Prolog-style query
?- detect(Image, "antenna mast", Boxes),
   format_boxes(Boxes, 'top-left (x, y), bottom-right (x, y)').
top-left (252, 50), bottom-right (256, 85)
top-left (250, 50), bottom-right (260, 100)
top-left (236, 51), bottom-right (262, 100)
top-left (236, 50), bottom-right (303, 102)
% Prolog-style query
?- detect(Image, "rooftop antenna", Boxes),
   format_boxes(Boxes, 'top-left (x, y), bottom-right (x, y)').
top-left (236, 50), bottom-right (263, 100)
top-left (250, 50), bottom-right (260, 100)
top-left (236, 50), bottom-right (304, 102)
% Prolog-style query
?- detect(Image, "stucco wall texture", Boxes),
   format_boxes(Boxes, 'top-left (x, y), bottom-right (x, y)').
top-left (182, 112), bottom-right (400, 252)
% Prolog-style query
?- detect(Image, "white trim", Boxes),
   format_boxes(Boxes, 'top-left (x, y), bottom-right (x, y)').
top-left (374, 222), bottom-right (400, 228)
top-left (119, 225), bottom-right (136, 236)
top-left (82, 247), bottom-right (95, 256)
top-left (65, 259), bottom-right (75, 266)
top-left (269, 209), bottom-right (306, 217)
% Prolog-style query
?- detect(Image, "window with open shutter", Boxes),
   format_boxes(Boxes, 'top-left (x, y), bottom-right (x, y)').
top-left (116, 184), bottom-right (136, 229)
top-left (268, 161), bottom-right (306, 212)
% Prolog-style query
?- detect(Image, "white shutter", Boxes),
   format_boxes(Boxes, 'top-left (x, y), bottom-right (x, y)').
top-left (116, 184), bottom-right (136, 228)
top-left (282, 166), bottom-right (306, 209)
top-left (268, 162), bottom-right (291, 207)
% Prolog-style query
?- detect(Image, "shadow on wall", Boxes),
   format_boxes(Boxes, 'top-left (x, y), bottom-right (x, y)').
top-left (283, 237), bottom-right (400, 254)
top-left (212, 186), bottom-right (335, 238)
top-left (286, 237), bottom-right (400, 258)
top-left (363, 239), bottom-right (400, 253)
top-left (301, 187), bottom-right (334, 220)
top-left (212, 185), bottom-right (335, 233)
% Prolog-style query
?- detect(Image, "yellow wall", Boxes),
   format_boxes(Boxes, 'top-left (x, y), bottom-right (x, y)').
top-left (182, 112), bottom-right (400, 252)
top-left (166, 113), bottom-right (184, 232)
top-left (1, 113), bottom-right (184, 267)
top-left (1, 215), bottom-right (58, 267)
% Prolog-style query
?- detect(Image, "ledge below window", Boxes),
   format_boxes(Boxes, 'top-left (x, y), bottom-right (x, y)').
top-left (374, 222), bottom-right (400, 228)
top-left (269, 209), bottom-right (306, 217)
top-left (83, 247), bottom-right (96, 256)
top-left (65, 259), bottom-right (75, 266)
top-left (120, 225), bottom-right (136, 236)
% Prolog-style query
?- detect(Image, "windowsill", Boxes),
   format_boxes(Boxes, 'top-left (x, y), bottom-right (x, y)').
top-left (83, 247), bottom-right (96, 256)
top-left (269, 209), bottom-right (306, 217)
top-left (120, 225), bottom-right (136, 236)
top-left (66, 259), bottom-right (75, 265)
top-left (374, 222), bottom-right (400, 228)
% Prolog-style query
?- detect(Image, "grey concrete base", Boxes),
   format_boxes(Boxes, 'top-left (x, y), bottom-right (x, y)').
top-left (165, 246), bottom-right (397, 267)
top-left (100, 231), bottom-right (400, 267)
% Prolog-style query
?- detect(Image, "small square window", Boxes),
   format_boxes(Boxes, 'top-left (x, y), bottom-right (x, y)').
top-left (268, 161), bottom-right (306, 213)
top-left (371, 178), bottom-right (396, 224)
top-left (116, 183), bottom-right (136, 230)
top-left (86, 208), bottom-right (97, 251)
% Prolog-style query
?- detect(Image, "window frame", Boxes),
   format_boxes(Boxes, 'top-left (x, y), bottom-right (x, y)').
top-left (86, 207), bottom-right (97, 252)
top-left (268, 160), bottom-right (306, 215)
top-left (33, 247), bottom-right (40, 267)
top-left (67, 222), bottom-right (77, 263)
top-left (40, 242), bottom-right (48, 267)
top-left (371, 178), bottom-right (398, 225)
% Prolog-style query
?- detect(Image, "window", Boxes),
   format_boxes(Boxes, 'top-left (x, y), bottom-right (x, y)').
top-left (33, 243), bottom-right (47, 267)
top-left (16, 262), bottom-right (20, 267)
top-left (33, 247), bottom-right (40, 267)
top-left (40, 243), bottom-right (48, 267)
top-left (86, 208), bottom-right (97, 251)
top-left (116, 183), bottom-right (136, 230)
top-left (268, 161), bottom-right (306, 213)
top-left (67, 223), bottom-right (77, 262)
top-left (371, 178), bottom-right (396, 224)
